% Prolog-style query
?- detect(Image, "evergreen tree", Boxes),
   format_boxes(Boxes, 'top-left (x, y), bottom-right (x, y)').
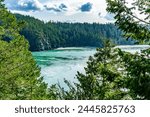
top-left (15, 14), bottom-right (133, 51)
top-left (106, 0), bottom-right (150, 99)
top-left (0, 0), bottom-right (51, 99)
top-left (57, 41), bottom-right (131, 100)
top-left (1, 0), bottom-right (149, 100)
top-left (106, 0), bottom-right (150, 44)
top-left (56, 0), bottom-right (150, 100)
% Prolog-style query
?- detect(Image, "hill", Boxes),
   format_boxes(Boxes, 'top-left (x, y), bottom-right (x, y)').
top-left (15, 14), bottom-right (134, 51)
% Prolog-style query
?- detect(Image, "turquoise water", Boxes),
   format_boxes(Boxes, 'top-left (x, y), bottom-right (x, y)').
top-left (32, 45), bottom-right (149, 86)
top-left (32, 47), bottom-right (96, 86)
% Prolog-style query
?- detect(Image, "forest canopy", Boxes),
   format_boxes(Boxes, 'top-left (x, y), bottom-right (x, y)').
top-left (15, 14), bottom-right (134, 51)
top-left (53, 0), bottom-right (150, 100)
top-left (0, 0), bottom-right (52, 99)
top-left (0, 0), bottom-right (149, 100)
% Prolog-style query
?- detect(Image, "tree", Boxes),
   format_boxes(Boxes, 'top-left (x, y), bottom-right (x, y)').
top-left (16, 14), bottom-right (133, 51)
top-left (0, 0), bottom-right (51, 99)
top-left (106, 0), bottom-right (150, 44)
top-left (106, 0), bottom-right (150, 99)
top-left (56, 0), bottom-right (150, 100)
top-left (1, 0), bottom-right (149, 100)
top-left (57, 41), bottom-right (131, 100)
top-left (57, 42), bottom-right (150, 100)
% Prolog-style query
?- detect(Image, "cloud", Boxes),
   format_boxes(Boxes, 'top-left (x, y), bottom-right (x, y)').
top-left (59, 3), bottom-right (67, 10)
top-left (104, 13), bottom-right (115, 20)
top-left (4, 0), bottom-right (112, 23)
top-left (5, 0), bottom-right (67, 13)
top-left (7, 0), bottom-right (43, 11)
top-left (44, 3), bottom-right (67, 12)
top-left (79, 2), bottom-right (93, 12)
top-left (44, 6), bottom-right (61, 12)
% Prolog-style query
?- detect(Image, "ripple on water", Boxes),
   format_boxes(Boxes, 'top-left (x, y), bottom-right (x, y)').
top-left (32, 46), bottom-right (149, 87)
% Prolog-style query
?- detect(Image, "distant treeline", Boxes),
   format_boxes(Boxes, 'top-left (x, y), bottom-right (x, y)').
top-left (15, 14), bottom-right (134, 51)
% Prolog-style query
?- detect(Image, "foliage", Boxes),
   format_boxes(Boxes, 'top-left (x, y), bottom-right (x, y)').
top-left (15, 14), bottom-right (134, 51)
top-left (106, 0), bottom-right (150, 44)
top-left (57, 41), bottom-right (129, 100)
top-left (105, 0), bottom-right (150, 98)
top-left (0, 0), bottom-right (53, 99)
top-left (55, 0), bottom-right (150, 100)
top-left (120, 48), bottom-right (150, 99)
top-left (0, 0), bottom-right (150, 100)
top-left (56, 41), bottom-right (150, 100)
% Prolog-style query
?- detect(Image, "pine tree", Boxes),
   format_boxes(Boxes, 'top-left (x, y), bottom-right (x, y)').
top-left (57, 0), bottom-right (150, 100)
top-left (0, 0), bottom-right (50, 99)
top-left (106, 0), bottom-right (150, 44)
top-left (106, 0), bottom-right (150, 99)
top-left (57, 41), bottom-right (131, 100)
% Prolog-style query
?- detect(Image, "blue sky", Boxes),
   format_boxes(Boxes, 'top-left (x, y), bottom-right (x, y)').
top-left (4, 0), bottom-right (115, 23)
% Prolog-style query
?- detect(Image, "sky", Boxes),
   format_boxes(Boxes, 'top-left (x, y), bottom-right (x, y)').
top-left (4, 0), bottom-right (115, 23)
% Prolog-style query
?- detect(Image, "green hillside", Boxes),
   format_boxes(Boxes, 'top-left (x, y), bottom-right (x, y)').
top-left (15, 14), bottom-right (134, 51)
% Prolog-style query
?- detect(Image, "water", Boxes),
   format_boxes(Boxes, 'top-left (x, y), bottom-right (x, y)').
top-left (115, 45), bottom-right (150, 53)
top-left (32, 45), bottom-right (149, 86)
top-left (32, 47), bottom-right (96, 86)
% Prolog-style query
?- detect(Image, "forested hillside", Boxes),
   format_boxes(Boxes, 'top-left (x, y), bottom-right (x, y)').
top-left (1, 0), bottom-right (149, 100)
top-left (15, 14), bottom-right (134, 51)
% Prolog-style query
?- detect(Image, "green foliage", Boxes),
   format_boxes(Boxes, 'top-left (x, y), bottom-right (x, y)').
top-left (56, 41), bottom-right (129, 100)
top-left (56, 41), bottom-right (150, 100)
top-left (15, 14), bottom-right (134, 51)
top-left (105, 1), bottom-right (150, 98)
top-left (106, 0), bottom-right (150, 44)
top-left (1, 0), bottom-right (149, 100)
top-left (120, 48), bottom-right (150, 99)
top-left (55, 1), bottom-right (150, 100)
top-left (0, 0), bottom-right (53, 100)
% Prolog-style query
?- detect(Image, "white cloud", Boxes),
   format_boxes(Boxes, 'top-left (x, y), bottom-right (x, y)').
top-left (4, 0), bottom-right (113, 23)
top-left (5, 0), bottom-right (44, 11)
